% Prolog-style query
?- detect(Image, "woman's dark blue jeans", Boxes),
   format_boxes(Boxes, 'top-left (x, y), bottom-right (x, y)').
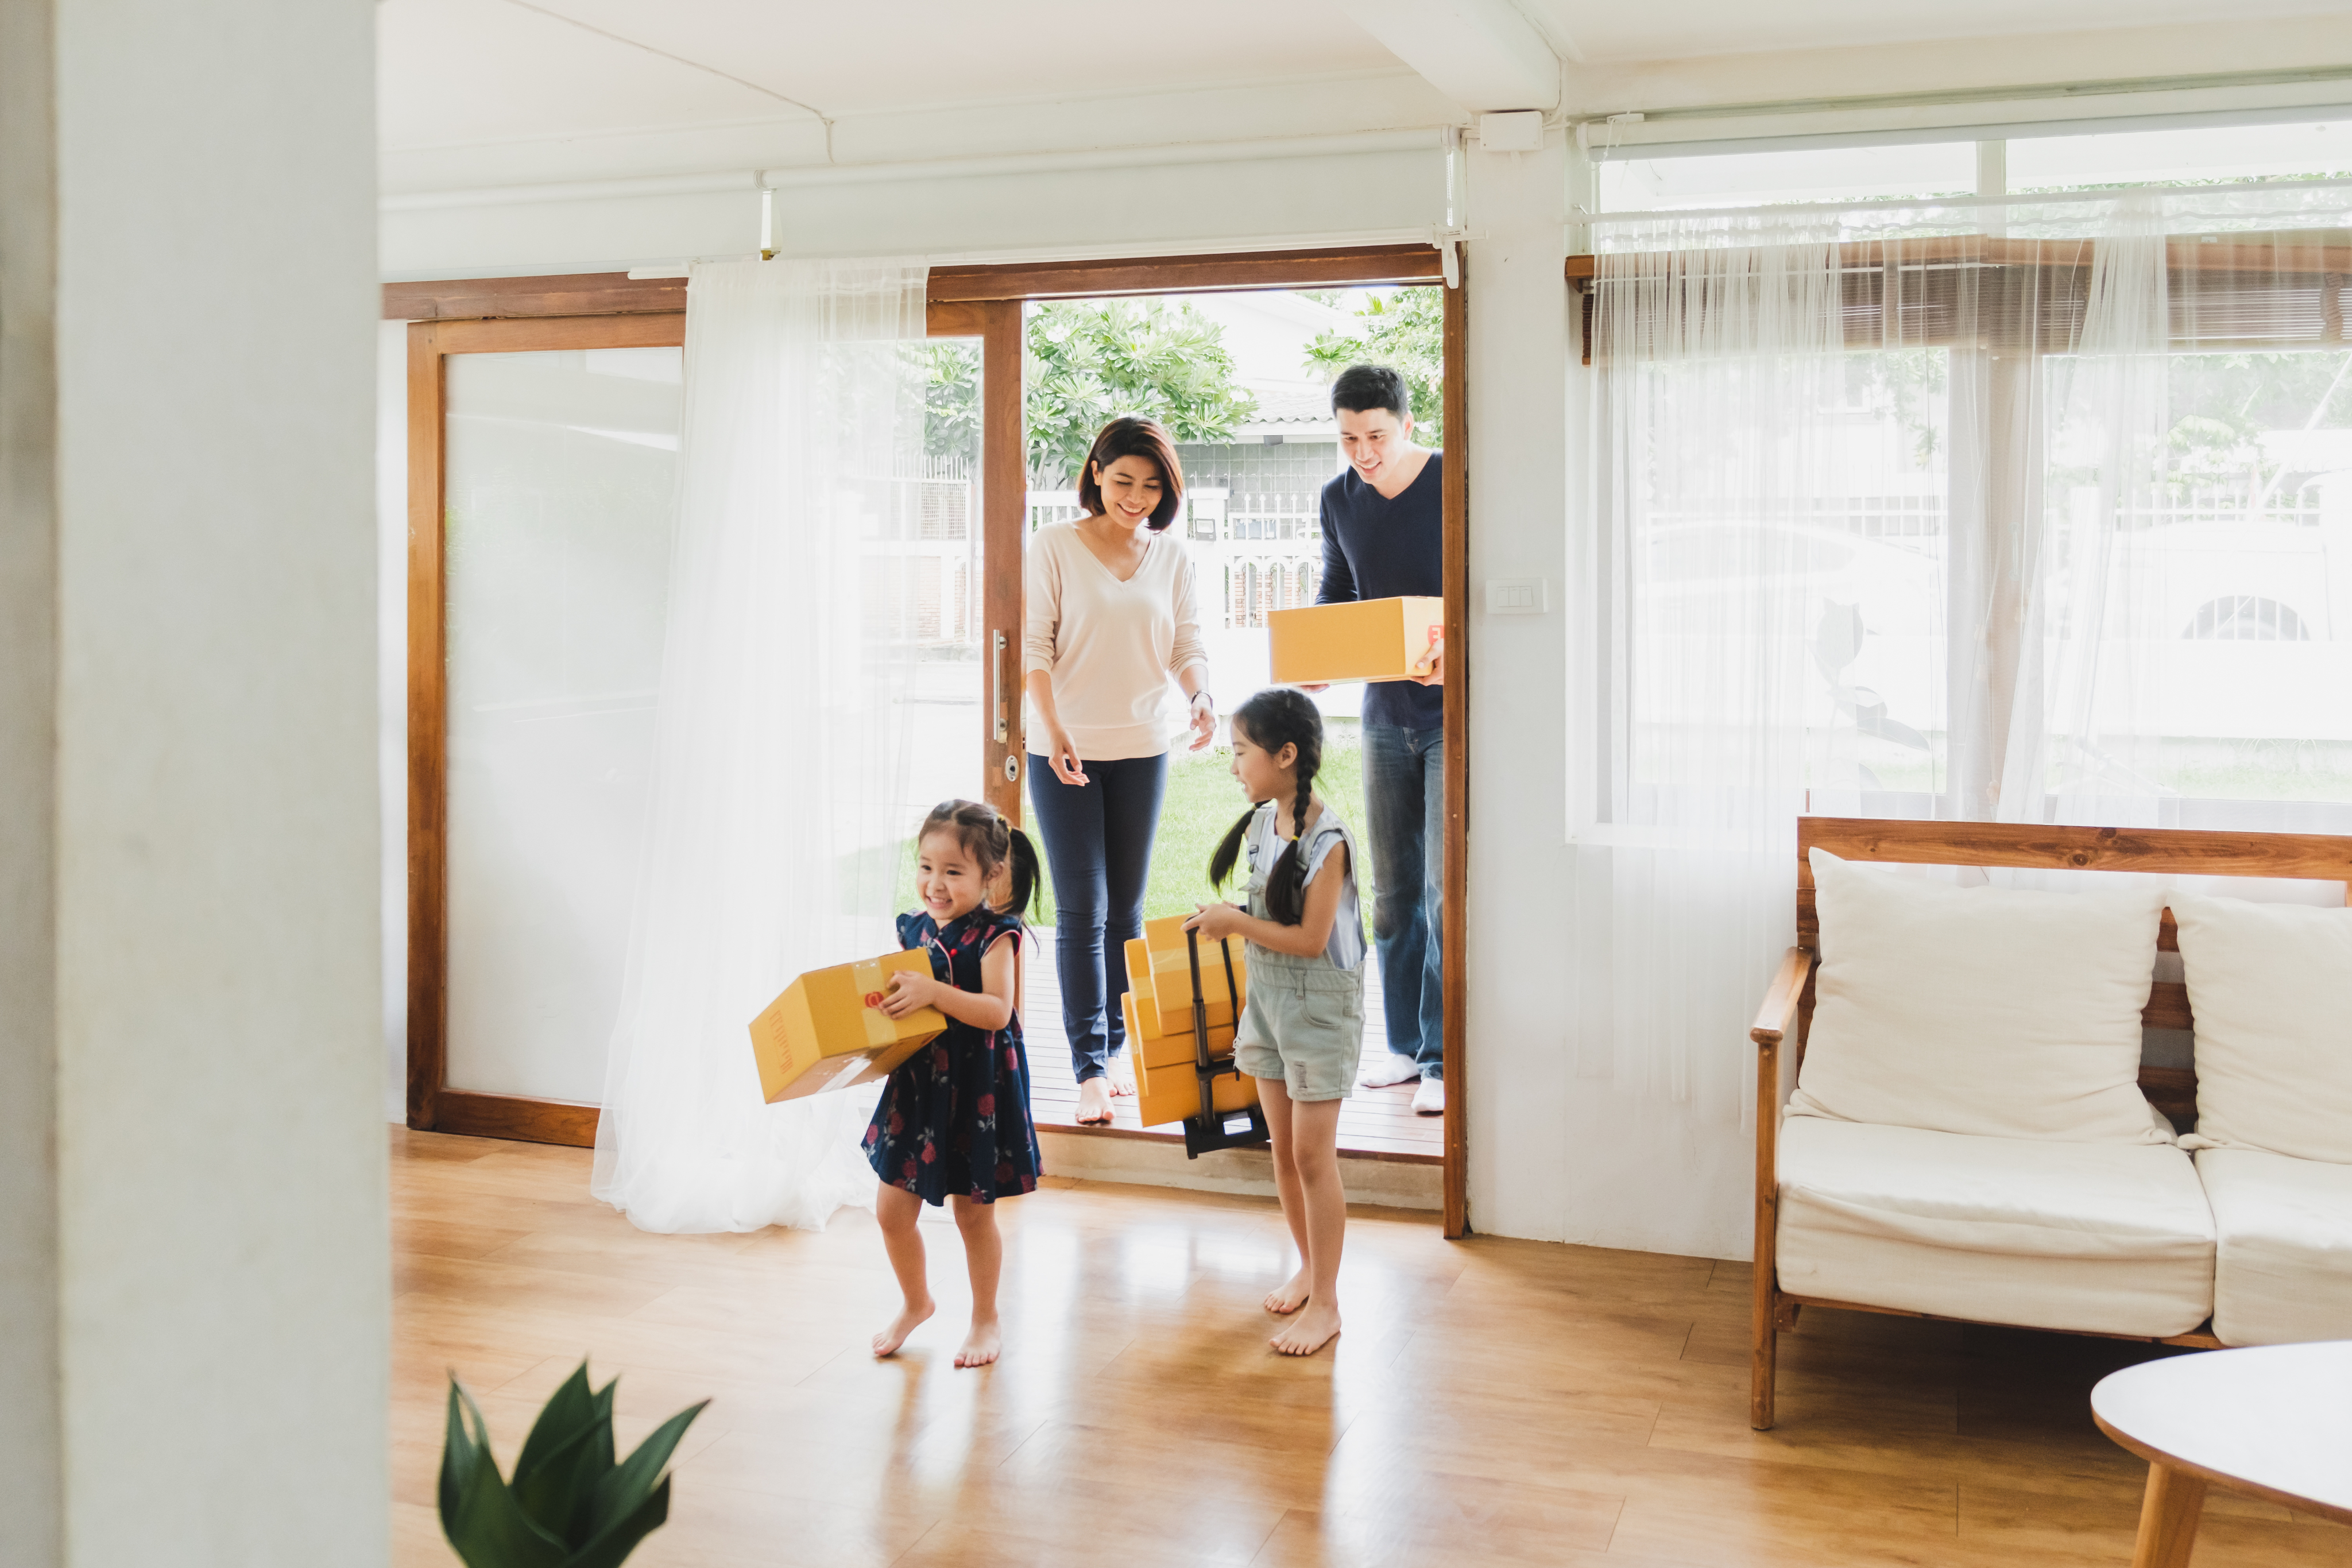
top-left (1026, 752), bottom-right (1167, 1083)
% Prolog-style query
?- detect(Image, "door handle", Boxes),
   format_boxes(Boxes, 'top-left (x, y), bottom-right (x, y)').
top-left (992, 630), bottom-right (1009, 744)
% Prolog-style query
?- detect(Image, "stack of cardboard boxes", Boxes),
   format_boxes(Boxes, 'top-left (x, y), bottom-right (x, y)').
top-left (1120, 915), bottom-right (1256, 1128)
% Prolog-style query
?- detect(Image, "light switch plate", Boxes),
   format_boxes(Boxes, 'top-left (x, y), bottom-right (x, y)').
top-left (1484, 578), bottom-right (1548, 615)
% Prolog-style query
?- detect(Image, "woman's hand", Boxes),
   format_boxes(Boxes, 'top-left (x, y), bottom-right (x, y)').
top-left (1043, 723), bottom-right (1089, 787)
top-left (879, 971), bottom-right (943, 1019)
top-left (1184, 902), bottom-right (1247, 942)
top-left (1186, 691), bottom-right (1216, 752)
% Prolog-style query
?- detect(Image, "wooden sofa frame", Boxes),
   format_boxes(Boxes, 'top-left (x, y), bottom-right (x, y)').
top-left (1748, 816), bottom-right (2352, 1431)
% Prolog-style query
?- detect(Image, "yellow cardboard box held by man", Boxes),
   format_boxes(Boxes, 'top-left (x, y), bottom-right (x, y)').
top-left (1267, 595), bottom-right (1442, 686)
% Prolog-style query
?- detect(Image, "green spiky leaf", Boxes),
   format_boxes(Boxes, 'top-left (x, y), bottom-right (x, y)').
top-left (510, 1366), bottom-right (616, 1540)
top-left (562, 1476), bottom-right (675, 1568)
top-left (439, 1380), bottom-right (567, 1568)
top-left (440, 1364), bottom-right (706, 1567)
top-left (586, 1399), bottom-right (709, 1540)
top-left (511, 1364), bottom-right (598, 1490)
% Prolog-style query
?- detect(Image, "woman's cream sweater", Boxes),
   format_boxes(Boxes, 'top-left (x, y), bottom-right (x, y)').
top-left (1022, 520), bottom-right (1208, 761)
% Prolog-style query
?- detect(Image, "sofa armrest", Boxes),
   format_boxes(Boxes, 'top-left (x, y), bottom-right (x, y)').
top-left (1751, 946), bottom-right (1815, 1048)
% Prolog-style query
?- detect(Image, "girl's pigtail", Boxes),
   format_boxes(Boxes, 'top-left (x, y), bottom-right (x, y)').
top-left (1003, 827), bottom-right (1042, 919)
top-left (1265, 754), bottom-right (1321, 925)
top-left (1208, 810), bottom-right (1256, 892)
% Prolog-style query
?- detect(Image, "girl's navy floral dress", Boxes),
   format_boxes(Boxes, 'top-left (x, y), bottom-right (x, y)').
top-left (864, 907), bottom-right (1042, 1206)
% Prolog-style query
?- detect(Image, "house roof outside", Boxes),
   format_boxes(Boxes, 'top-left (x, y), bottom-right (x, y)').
top-left (1176, 289), bottom-right (1355, 442)
top-left (1235, 384), bottom-right (1340, 440)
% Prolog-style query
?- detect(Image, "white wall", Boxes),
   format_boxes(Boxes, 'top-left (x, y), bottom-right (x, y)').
top-left (5, 1), bottom-right (390, 1562)
top-left (1, 1), bottom-right (65, 1556)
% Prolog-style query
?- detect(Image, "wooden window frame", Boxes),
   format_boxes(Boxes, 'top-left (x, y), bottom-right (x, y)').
top-left (393, 242), bottom-right (1474, 1237)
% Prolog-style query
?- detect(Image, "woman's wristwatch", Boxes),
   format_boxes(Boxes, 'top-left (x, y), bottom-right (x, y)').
top-left (1190, 690), bottom-right (1215, 713)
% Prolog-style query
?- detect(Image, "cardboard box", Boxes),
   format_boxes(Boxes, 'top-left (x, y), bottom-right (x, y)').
top-left (1127, 916), bottom-right (1248, 1038)
top-left (1126, 996), bottom-right (1237, 1071)
top-left (746, 950), bottom-right (947, 1103)
top-left (1121, 991), bottom-right (1260, 1128)
top-left (1267, 596), bottom-right (1444, 686)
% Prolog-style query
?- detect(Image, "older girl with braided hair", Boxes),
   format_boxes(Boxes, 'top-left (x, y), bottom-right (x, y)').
top-left (864, 799), bottom-right (1043, 1368)
top-left (1187, 688), bottom-right (1365, 1357)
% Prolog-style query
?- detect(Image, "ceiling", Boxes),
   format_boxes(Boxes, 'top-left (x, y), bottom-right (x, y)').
top-left (379, 0), bottom-right (2351, 179)
top-left (378, 0), bottom-right (1402, 153)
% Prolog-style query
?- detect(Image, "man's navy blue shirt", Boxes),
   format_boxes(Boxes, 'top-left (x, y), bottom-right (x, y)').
top-left (1315, 451), bottom-right (1444, 731)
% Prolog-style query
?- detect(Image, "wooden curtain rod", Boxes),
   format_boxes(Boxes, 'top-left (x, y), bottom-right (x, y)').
top-left (384, 243), bottom-right (1448, 322)
top-left (1568, 233), bottom-right (2352, 287)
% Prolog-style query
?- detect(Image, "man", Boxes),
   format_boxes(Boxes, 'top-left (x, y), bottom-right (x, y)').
top-left (1313, 364), bottom-right (1445, 1114)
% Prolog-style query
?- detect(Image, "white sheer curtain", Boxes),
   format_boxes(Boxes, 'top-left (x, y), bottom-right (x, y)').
top-left (593, 256), bottom-right (930, 1233)
top-left (1577, 184), bottom-right (2352, 1118)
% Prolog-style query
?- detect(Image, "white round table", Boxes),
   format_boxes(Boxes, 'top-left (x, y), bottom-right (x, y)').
top-left (2092, 1341), bottom-right (2352, 1568)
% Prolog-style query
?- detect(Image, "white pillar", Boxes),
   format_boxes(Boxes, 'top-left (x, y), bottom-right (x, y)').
top-left (1460, 138), bottom-right (1577, 1239)
top-left (1, 1), bottom-right (388, 1562)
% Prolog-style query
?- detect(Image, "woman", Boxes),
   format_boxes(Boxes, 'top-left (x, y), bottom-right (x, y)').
top-left (1024, 416), bottom-right (1215, 1124)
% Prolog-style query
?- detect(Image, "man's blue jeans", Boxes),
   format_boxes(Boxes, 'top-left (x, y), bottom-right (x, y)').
top-left (1363, 723), bottom-right (1444, 1079)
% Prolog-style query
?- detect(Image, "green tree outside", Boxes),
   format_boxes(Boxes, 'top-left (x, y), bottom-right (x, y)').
top-left (918, 299), bottom-right (1259, 484)
top-left (1022, 300), bottom-right (1258, 485)
top-left (1303, 287), bottom-right (1446, 444)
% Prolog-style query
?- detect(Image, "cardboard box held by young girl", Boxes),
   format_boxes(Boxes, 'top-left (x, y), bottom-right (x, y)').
top-left (748, 950), bottom-right (947, 1102)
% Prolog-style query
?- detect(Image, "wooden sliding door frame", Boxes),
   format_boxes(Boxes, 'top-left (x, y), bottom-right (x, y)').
top-left (393, 244), bottom-right (1473, 1238)
top-left (404, 311), bottom-right (688, 1147)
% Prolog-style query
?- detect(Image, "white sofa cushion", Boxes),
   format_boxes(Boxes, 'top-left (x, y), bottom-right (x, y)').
top-left (2171, 893), bottom-right (2352, 1165)
top-left (2198, 1147), bottom-right (2352, 1346)
top-left (1789, 849), bottom-right (2172, 1143)
top-left (1776, 1116), bottom-right (2215, 1338)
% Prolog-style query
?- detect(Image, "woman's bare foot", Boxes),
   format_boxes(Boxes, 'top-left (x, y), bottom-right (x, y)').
top-left (1076, 1077), bottom-right (1113, 1125)
top-left (1264, 1268), bottom-right (1312, 1315)
top-left (872, 1297), bottom-right (934, 1357)
top-left (1269, 1300), bottom-right (1341, 1357)
top-left (954, 1318), bottom-right (1002, 1368)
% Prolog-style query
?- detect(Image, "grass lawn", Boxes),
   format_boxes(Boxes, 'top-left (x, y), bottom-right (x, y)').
top-left (1024, 718), bottom-right (1375, 930)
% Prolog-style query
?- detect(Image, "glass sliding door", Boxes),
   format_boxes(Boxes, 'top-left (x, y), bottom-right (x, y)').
top-left (440, 344), bottom-right (681, 1103)
top-left (411, 307), bottom-right (1009, 1135)
top-left (889, 336), bottom-right (991, 897)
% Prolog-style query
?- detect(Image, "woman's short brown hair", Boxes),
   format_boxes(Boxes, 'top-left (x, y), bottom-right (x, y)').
top-left (1076, 416), bottom-right (1184, 532)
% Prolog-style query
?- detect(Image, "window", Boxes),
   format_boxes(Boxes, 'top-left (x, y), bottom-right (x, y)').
top-left (2184, 595), bottom-right (2312, 642)
top-left (1586, 195), bottom-right (2352, 828)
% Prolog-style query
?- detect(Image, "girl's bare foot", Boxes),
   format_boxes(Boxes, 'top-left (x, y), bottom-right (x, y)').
top-left (872, 1297), bottom-right (934, 1357)
top-left (1264, 1269), bottom-right (1311, 1315)
top-left (1269, 1300), bottom-right (1341, 1357)
top-left (1076, 1077), bottom-right (1113, 1124)
top-left (955, 1318), bottom-right (1002, 1368)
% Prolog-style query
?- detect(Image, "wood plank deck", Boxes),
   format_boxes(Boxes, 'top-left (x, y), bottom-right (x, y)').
top-left (1019, 927), bottom-right (1442, 1162)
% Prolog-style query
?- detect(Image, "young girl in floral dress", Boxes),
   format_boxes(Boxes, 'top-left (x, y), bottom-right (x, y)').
top-left (865, 799), bottom-right (1043, 1368)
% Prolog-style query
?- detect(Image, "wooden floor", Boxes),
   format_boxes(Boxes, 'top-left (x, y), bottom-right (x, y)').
top-left (392, 1129), bottom-right (2349, 1567)
top-left (1023, 927), bottom-right (1442, 1160)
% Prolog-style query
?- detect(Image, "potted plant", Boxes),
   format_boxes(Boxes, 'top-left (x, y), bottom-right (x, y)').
top-left (439, 1361), bottom-right (707, 1567)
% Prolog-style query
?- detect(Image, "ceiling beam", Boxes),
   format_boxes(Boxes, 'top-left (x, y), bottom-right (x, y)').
top-left (1337, 0), bottom-right (1561, 113)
